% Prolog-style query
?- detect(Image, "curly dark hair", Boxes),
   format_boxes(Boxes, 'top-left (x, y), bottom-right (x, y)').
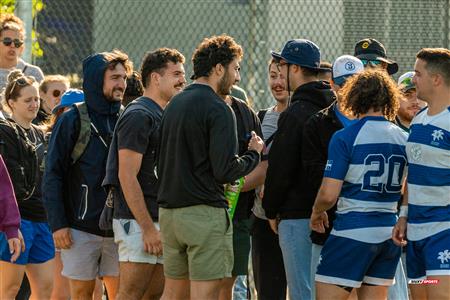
top-left (103, 49), bottom-right (133, 76)
top-left (140, 48), bottom-right (185, 88)
top-left (340, 69), bottom-right (401, 121)
top-left (191, 34), bottom-right (243, 79)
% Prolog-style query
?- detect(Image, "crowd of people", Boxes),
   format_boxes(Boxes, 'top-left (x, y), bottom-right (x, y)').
top-left (0, 12), bottom-right (449, 300)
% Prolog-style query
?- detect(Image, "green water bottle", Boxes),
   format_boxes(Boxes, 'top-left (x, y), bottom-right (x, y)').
top-left (225, 177), bottom-right (245, 219)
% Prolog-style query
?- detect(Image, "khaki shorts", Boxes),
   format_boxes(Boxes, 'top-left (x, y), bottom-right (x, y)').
top-left (159, 205), bottom-right (233, 281)
top-left (113, 219), bottom-right (163, 264)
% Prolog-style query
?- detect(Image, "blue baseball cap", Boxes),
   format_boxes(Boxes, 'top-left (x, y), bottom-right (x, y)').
top-left (271, 39), bottom-right (328, 70)
top-left (52, 89), bottom-right (84, 114)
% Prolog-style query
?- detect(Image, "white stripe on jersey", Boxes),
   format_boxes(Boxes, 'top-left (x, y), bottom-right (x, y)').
top-left (406, 142), bottom-right (450, 169)
top-left (408, 184), bottom-right (450, 207)
top-left (353, 121), bottom-right (408, 146)
top-left (407, 221), bottom-right (450, 241)
top-left (331, 226), bottom-right (393, 243)
top-left (337, 196), bottom-right (397, 214)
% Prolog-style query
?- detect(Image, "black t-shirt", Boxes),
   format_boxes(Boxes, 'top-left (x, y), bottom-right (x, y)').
top-left (110, 97), bottom-right (162, 220)
top-left (157, 84), bottom-right (260, 209)
top-left (230, 97), bottom-right (262, 221)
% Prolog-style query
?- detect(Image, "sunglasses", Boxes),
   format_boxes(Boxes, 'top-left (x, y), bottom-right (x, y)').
top-left (10, 77), bottom-right (28, 92)
top-left (1, 37), bottom-right (24, 48)
top-left (361, 59), bottom-right (382, 67)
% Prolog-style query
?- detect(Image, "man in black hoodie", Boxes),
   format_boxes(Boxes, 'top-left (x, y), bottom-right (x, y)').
top-left (262, 39), bottom-right (336, 300)
top-left (43, 50), bottom-right (132, 299)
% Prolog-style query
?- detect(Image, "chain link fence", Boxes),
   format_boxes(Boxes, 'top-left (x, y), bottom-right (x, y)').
top-left (28, 0), bottom-right (450, 109)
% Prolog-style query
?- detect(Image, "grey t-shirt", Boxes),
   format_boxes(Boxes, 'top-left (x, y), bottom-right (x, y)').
top-left (252, 106), bottom-right (280, 219)
top-left (0, 58), bottom-right (44, 91)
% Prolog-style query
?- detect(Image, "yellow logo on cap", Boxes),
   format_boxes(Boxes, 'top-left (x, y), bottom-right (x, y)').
top-left (362, 42), bottom-right (369, 49)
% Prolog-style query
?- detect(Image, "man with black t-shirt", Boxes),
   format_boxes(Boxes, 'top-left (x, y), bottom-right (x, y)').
top-left (103, 48), bottom-right (186, 300)
top-left (157, 35), bottom-right (263, 300)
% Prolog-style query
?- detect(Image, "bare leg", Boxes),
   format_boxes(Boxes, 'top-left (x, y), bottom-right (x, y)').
top-left (26, 259), bottom-right (55, 300)
top-left (426, 275), bottom-right (450, 300)
top-left (92, 278), bottom-right (104, 300)
top-left (116, 262), bottom-right (164, 300)
top-left (316, 281), bottom-right (351, 300)
top-left (0, 261), bottom-right (25, 299)
top-left (357, 284), bottom-right (388, 300)
top-left (161, 277), bottom-right (190, 300)
top-left (190, 279), bottom-right (222, 300)
top-left (69, 279), bottom-right (96, 300)
top-left (410, 283), bottom-right (427, 300)
top-left (103, 275), bottom-right (119, 300)
top-left (218, 276), bottom-right (237, 300)
top-left (50, 252), bottom-right (70, 300)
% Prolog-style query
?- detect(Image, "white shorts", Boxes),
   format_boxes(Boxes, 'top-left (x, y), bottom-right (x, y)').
top-left (61, 228), bottom-right (119, 280)
top-left (113, 219), bottom-right (163, 264)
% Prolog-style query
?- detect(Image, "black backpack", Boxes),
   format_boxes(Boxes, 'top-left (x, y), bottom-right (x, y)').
top-left (0, 119), bottom-right (39, 201)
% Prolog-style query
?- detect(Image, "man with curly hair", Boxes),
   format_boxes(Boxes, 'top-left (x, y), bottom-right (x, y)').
top-left (311, 69), bottom-right (408, 300)
top-left (157, 34), bottom-right (263, 300)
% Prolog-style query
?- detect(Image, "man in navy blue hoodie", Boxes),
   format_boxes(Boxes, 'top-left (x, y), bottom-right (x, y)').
top-left (43, 50), bottom-right (132, 299)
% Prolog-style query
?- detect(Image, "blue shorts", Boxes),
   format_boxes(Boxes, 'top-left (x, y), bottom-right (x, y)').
top-left (315, 235), bottom-right (401, 288)
top-left (407, 229), bottom-right (450, 280)
top-left (0, 219), bottom-right (55, 265)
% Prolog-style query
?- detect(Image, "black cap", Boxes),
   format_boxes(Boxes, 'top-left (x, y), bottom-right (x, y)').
top-left (354, 38), bottom-right (398, 75)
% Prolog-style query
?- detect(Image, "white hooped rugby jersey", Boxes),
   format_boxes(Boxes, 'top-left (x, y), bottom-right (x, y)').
top-left (324, 116), bottom-right (408, 243)
top-left (406, 107), bottom-right (450, 241)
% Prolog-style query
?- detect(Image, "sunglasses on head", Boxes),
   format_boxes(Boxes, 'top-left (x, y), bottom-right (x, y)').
top-left (10, 77), bottom-right (28, 92)
top-left (361, 59), bottom-right (382, 67)
top-left (1, 37), bottom-right (24, 48)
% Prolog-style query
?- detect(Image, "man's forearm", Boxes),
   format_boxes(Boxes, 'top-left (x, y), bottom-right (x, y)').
top-left (120, 175), bottom-right (155, 231)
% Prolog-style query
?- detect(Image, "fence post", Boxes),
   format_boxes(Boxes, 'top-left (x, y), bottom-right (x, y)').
top-left (15, 0), bottom-right (33, 63)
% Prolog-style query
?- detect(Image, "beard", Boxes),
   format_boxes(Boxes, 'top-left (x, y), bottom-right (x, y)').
top-left (105, 87), bottom-right (124, 102)
top-left (217, 70), bottom-right (234, 96)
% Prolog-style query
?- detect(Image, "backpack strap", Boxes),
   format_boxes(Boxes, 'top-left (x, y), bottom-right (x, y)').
top-left (257, 109), bottom-right (268, 124)
top-left (71, 102), bottom-right (91, 164)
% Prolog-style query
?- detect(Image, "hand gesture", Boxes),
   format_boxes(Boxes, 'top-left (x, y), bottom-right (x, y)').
top-left (8, 230), bottom-right (25, 263)
top-left (142, 226), bottom-right (163, 256)
top-left (248, 131), bottom-right (264, 154)
top-left (310, 211), bottom-right (329, 233)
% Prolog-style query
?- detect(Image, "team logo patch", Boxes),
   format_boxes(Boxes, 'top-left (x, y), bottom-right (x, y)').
top-left (325, 160), bottom-right (333, 171)
top-left (362, 42), bottom-right (370, 49)
top-left (437, 249), bottom-right (450, 268)
top-left (410, 145), bottom-right (422, 161)
top-left (431, 129), bottom-right (444, 146)
top-left (345, 62), bottom-right (355, 71)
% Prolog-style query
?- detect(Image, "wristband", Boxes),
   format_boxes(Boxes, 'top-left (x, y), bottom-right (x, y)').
top-left (399, 205), bottom-right (408, 218)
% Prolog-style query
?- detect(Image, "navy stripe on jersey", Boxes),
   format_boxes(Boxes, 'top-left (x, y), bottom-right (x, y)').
top-left (341, 183), bottom-right (401, 203)
top-left (408, 163), bottom-right (450, 187)
top-left (333, 211), bottom-right (397, 230)
top-left (408, 124), bottom-right (450, 151)
top-left (350, 144), bottom-right (406, 165)
top-left (408, 204), bottom-right (450, 224)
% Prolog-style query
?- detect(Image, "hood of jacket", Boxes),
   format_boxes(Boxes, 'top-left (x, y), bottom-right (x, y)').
top-left (82, 53), bottom-right (121, 116)
top-left (291, 80), bottom-right (336, 108)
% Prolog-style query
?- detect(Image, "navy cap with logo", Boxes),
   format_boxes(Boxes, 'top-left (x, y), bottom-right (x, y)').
top-left (271, 39), bottom-right (329, 70)
top-left (354, 38), bottom-right (398, 75)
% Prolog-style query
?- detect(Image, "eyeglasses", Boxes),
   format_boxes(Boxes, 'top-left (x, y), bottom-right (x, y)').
top-left (1, 37), bottom-right (24, 48)
top-left (361, 59), bottom-right (382, 67)
top-left (52, 90), bottom-right (64, 98)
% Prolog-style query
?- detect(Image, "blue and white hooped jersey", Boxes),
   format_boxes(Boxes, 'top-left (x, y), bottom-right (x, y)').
top-left (324, 116), bottom-right (408, 243)
top-left (406, 107), bottom-right (450, 242)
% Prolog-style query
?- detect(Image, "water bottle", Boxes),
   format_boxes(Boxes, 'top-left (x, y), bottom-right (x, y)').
top-left (225, 177), bottom-right (245, 219)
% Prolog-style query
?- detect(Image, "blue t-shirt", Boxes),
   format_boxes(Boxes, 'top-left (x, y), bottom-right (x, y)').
top-left (324, 116), bottom-right (408, 243)
top-left (406, 107), bottom-right (450, 241)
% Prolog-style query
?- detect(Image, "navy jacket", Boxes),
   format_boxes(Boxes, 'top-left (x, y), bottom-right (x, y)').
top-left (42, 53), bottom-right (121, 237)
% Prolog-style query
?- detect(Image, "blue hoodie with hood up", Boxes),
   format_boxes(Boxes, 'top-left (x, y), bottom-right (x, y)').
top-left (43, 53), bottom-right (121, 237)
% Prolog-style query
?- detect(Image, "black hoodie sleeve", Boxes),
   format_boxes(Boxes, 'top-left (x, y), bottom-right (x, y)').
top-left (302, 114), bottom-right (328, 199)
top-left (42, 111), bottom-right (78, 232)
top-left (262, 109), bottom-right (303, 219)
top-left (209, 103), bottom-right (260, 184)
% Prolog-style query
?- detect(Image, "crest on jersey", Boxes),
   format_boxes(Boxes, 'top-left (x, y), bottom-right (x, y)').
top-left (410, 145), bottom-right (422, 161)
top-left (325, 160), bottom-right (333, 171)
top-left (431, 129), bottom-right (444, 146)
